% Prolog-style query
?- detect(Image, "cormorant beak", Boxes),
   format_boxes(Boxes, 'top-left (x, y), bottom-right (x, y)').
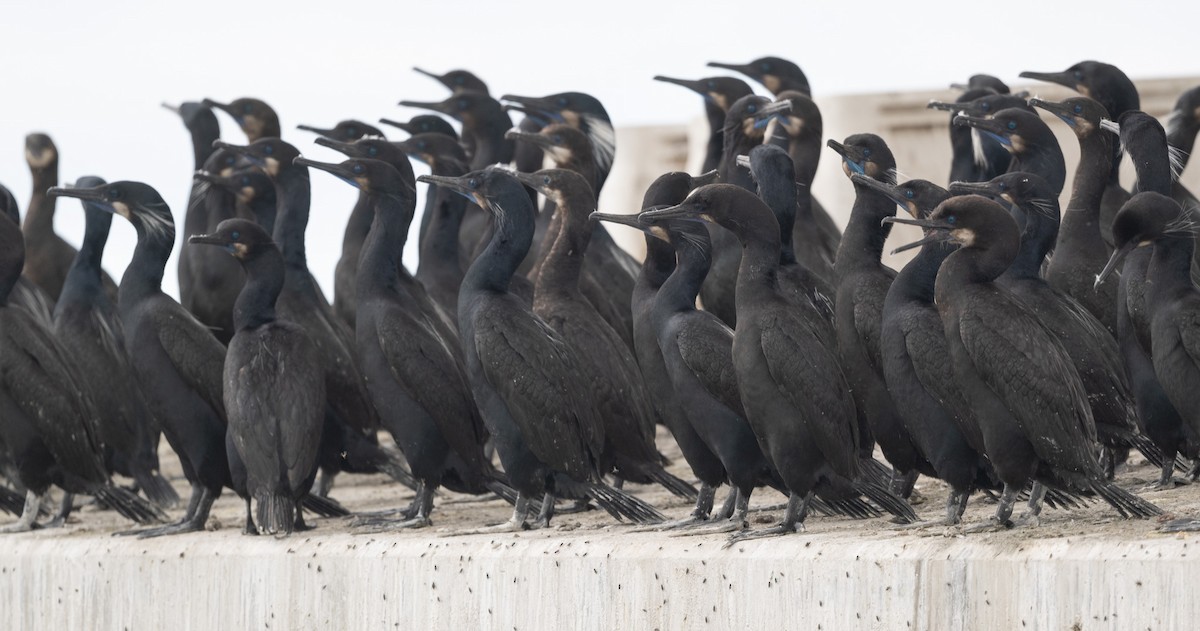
top-left (849, 173), bottom-right (904, 206)
top-left (294, 156), bottom-right (353, 181)
top-left (379, 118), bottom-right (414, 134)
top-left (413, 67), bottom-right (452, 90)
top-left (418, 174), bottom-right (485, 207)
top-left (192, 170), bottom-right (220, 185)
top-left (751, 100), bottom-right (791, 129)
top-left (187, 233), bottom-right (227, 247)
top-left (949, 82), bottom-right (970, 91)
top-left (512, 171), bottom-right (545, 193)
top-left (505, 129), bottom-right (552, 150)
top-left (653, 76), bottom-right (705, 94)
top-left (1027, 97), bottom-right (1070, 121)
top-left (947, 181), bottom-right (997, 199)
top-left (1099, 119), bottom-right (1121, 135)
top-left (692, 170), bottom-right (720, 187)
top-left (883, 216), bottom-right (957, 254)
top-left (47, 185), bottom-right (106, 203)
top-left (202, 98), bottom-right (237, 120)
top-left (1019, 70), bottom-right (1074, 89)
top-left (297, 124), bottom-right (334, 136)
top-left (501, 95), bottom-right (563, 122)
top-left (927, 100), bottom-right (963, 112)
top-left (735, 154), bottom-right (751, 169)
top-left (707, 61), bottom-right (752, 75)
top-left (1095, 241), bottom-right (1138, 288)
top-left (313, 136), bottom-right (355, 156)
top-left (827, 139), bottom-right (869, 172)
top-left (826, 139), bottom-right (849, 158)
top-left (399, 98), bottom-right (451, 115)
top-left (161, 102), bottom-right (182, 115)
top-left (590, 210), bottom-right (646, 229)
top-left (641, 201), bottom-right (700, 222)
top-left (212, 140), bottom-right (264, 166)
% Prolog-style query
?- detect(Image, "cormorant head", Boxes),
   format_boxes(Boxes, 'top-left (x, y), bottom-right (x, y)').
top-left (48, 181), bottom-right (174, 243)
top-left (502, 92), bottom-right (614, 172)
top-left (312, 137), bottom-right (415, 183)
top-left (950, 74), bottom-right (1010, 95)
top-left (707, 56), bottom-right (810, 96)
top-left (414, 67), bottom-right (490, 96)
top-left (504, 124), bottom-right (592, 168)
top-left (887, 195), bottom-right (1018, 256)
top-left (25, 133), bottom-right (58, 172)
top-left (638, 171), bottom-right (719, 214)
top-left (513, 168), bottom-right (594, 206)
top-left (379, 114), bottom-right (459, 140)
top-left (741, 144), bottom-right (793, 187)
top-left (194, 168), bottom-right (275, 206)
top-left (188, 218), bottom-right (274, 261)
top-left (162, 102), bottom-right (221, 140)
top-left (1020, 61), bottom-right (1129, 101)
top-left (652, 75), bottom-right (754, 113)
top-left (828, 134), bottom-right (896, 182)
top-left (296, 156), bottom-right (415, 198)
top-left (296, 119), bottom-right (384, 142)
top-left (1167, 86), bottom-right (1200, 140)
top-left (950, 171), bottom-right (1059, 225)
top-left (770, 91), bottom-right (822, 140)
top-left (417, 167), bottom-right (528, 216)
top-left (928, 93), bottom-right (1031, 118)
top-left (849, 175), bottom-right (949, 220)
top-left (203, 97), bottom-right (281, 142)
top-left (1097, 192), bottom-right (1192, 287)
top-left (399, 92), bottom-right (500, 126)
top-left (0, 183), bottom-right (19, 225)
top-left (201, 147), bottom-right (243, 178)
top-left (213, 138), bottom-right (301, 178)
top-left (1102, 111), bottom-right (1178, 186)
top-left (639, 183), bottom-right (765, 239)
top-left (394, 133), bottom-right (468, 173)
top-left (953, 108), bottom-right (1046, 155)
top-left (726, 95), bottom-right (791, 140)
top-left (1029, 96), bottom-right (1109, 136)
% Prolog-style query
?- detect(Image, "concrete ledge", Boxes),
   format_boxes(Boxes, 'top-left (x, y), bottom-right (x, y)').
top-left (2, 526), bottom-right (1197, 630)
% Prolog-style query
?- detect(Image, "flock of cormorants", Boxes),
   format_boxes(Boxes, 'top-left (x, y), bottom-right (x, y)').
top-left (3, 57), bottom-right (1200, 544)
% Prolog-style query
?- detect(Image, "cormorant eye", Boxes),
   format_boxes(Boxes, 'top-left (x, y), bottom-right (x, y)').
top-left (467, 178), bottom-right (479, 188)
top-left (707, 81), bottom-right (715, 89)
top-left (981, 103), bottom-right (991, 112)
top-left (747, 104), bottom-right (757, 114)
top-left (242, 104), bottom-right (253, 114)
top-left (347, 127), bottom-right (357, 137)
top-left (240, 176), bottom-right (250, 185)
top-left (454, 77), bottom-right (464, 85)
top-left (231, 230), bottom-right (240, 240)
top-left (556, 97), bottom-right (568, 108)
top-left (1073, 70), bottom-right (1084, 81)
top-left (862, 148), bottom-right (872, 158)
top-left (998, 182), bottom-right (1007, 191)
top-left (542, 176), bottom-right (551, 185)
top-left (352, 164), bottom-right (365, 175)
top-left (760, 63), bottom-right (771, 72)
top-left (456, 98), bottom-right (468, 110)
top-left (946, 215), bottom-right (956, 224)
top-left (419, 123), bottom-right (429, 131)
top-left (263, 144), bottom-right (274, 155)
top-left (1073, 105), bottom-right (1083, 114)
top-left (416, 141), bottom-right (426, 150)
top-left (224, 156), bottom-right (236, 166)
top-left (552, 135), bottom-right (563, 144)
top-left (367, 146), bottom-right (378, 157)
top-left (1007, 121), bottom-right (1017, 130)
top-left (108, 188), bottom-right (122, 200)
top-left (905, 190), bottom-right (914, 199)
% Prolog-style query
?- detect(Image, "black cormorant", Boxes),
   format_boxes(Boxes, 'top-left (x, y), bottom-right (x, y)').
top-left (707, 57), bottom-right (811, 96)
top-left (653, 74), bottom-right (754, 173)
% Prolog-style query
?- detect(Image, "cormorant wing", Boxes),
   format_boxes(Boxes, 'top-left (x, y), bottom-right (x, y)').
top-left (473, 310), bottom-right (603, 482)
top-left (901, 309), bottom-right (988, 450)
top-left (758, 313), bottom-right (859, 475)
top-left (673, 314), bottom-right (744, 414)
top-left (851, 279), bottom-right (889, 372)
top-left (957, 299), bottom-right (1098, 451)
top-left (0, 311), bottom-right (107, 483)
top-left (152, 302), bottom-right (228, 422)
top-left (1174, 303), bottom-right (1200, 375)
top-left (377, 311), bottom-right (489, 461)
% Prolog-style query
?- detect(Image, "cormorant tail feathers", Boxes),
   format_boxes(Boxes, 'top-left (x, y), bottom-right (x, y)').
top-left (94, 485), bottom-right (169, 525)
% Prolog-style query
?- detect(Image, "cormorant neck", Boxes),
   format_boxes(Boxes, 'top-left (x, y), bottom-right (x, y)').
top-left (1001, 210), bottom-right (1057, 281)
top-left (731, 220), bottom-right (783, 296)
top-left (893, 241), bottom-right (954, 304)
top-left (757, 175), bottom-right (798, 265)
top-left (190, 128), bottom-right (219, 171)
top-left (270, 166), bottom-right (312, 273)
top-left (1148, 236), bottom-right (1197, 303)
top-left (358, 191), bottom-right (416, 296)
top-left (534, 193), bottom-right (592, 298)
top-left (640, 235), bottom-right (675, 290)
top-left (787, 134), bottom-right (822, 189)
top-left (720, 131), bottom-right (761, 192)
top-left (835, 181), bottom-right (895, 275)
top-left (233, 247), bottom-right (284, 330)
top-left (468, 111), bottom-right (516, 169)
top-left (703, 102), bottom-right (725, 172)
top-left (341, 191), bottom-right (373, 251)
top-left (463, 192), bottom-right (535, 294)
top-left (24, 165), bottom-right (58, 235)
top-left (1127, 140), bottom-right (1173, 196)
top-left (658, 240), bottom-right (709, 313)
top-left (1066, 131), bottom-right (1113, 214)
top-left (60, 211), bottom-right (111, 306)
top-left (1012, 143), bottom-right (1066, 196)
top-left (949, 124), bottom-right (980, 183)
top-left (120, 219), bottom-right (175, 302)
top-left (937, 242), bottom-right (1015, 297)
top-left (1168, 121), bottom-right (1199, 170)
top-left (418, 185), bottom-right (466, 276)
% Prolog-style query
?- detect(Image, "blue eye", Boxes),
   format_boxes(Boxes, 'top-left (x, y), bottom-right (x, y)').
top-left (998, 182), bottom-right (1007, 191)
top-left (263, 144), bottom-right (274, 155)
top-left (552, 134), bottom-right (563, 144)
top-left (454, 77), bottom-right (464, 85)
top-left (242, 104), bottom-right (253, 114)
top-left (760, 63), bottom-right (771, 72)
top-left (1007, 121), bottom-right (1017, 130)
top-left (347, 127), bottom-right (357, 136)
top-left (542, 176), bottom-right (551, 185)
top-left (862, 148), bottom-right (872, 158)
top-left (224, 155), bottom-right (235, 166)
top-left (231, 230), bottom-right (240, 240)
top-left (707, 81), bottom-right (715, 89)
top-left (367, 146), bottom-right (378, 157)
top-left (352, 164), bottom-right (365, 175)
top-left (981, 103), bottom-right (991, 111)
top-left (946, 216), bottom-right (956, 224)
top-left (905, 190), bottom-right (914, 199)
top-left (1073, 105), bottom-right (1082, 114)
top-left (747, 104), bottom-right (757, 114)
top-left (456, 98), bottom-right (468, 109)
top-left (556, 97), bottom-right (568, 107)
top-left (1073, 70), bottom-right (1083, 81)
top-left (467, 178), bottom-right (479, 188)
top-left (416, 140), bottom-right (426, 149)
top-left (109, 188), bottom-right (122, 200)
top-left (240, 176), bottom-right (250, 185)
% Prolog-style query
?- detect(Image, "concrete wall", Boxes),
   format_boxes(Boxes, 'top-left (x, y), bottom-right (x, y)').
top-left (598, 77), bottom-right (1200, 269)
top-left (3, 529), bottom-right (1198, 630)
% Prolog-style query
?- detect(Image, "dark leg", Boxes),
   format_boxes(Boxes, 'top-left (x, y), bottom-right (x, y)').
top-left (964, 483), bottom-right (1019, 533)
top-left (611, 478), bottom-right (625, 491)
top-left (242, 498), bottom-right (258, 536)
top-left (1011, 483), bottom-right (1046, 527)
top-left (672, 488), bottom-right (750, 537)
top-left (533, 491), bottom-right (556, 529)
top-left (711, 487), bottom-right (738, 520)
top-left (892, 470), bottom-right (920, 499)
top-left (0, 491), bottom-right (42, 533)
top-left (45, 493), bottom-right (75, 528)
top-left (449, 492), bottom-right (532, 535)
top-left (724, 491), bottom-right (813, 547)
top-left (1100, 448), bottom-right (1116, 481)
top-left (354, 481), bottom-right (423, 520)
top-left (354, 482), bottom-right (435, 532)
top-left (895, 487), bottom-right (972, 530)
top-left (129, 486), bottom-right (216, 539)
top-left (315, 470), bottom-right (336, 498)
top-left (632, 483), bottom-right (718, 532)
top-left (294, 508), bottom-right (311, 532)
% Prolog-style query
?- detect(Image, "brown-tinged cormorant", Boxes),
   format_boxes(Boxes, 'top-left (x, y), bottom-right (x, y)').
top-left (954, 108), bottom-right (1067, 197)
top-left (652, 75), bottom-right (754, 173)
top-left (707, 57), bottom-right (811, 96)
top-left (203, 97), bottom-right (282, 141)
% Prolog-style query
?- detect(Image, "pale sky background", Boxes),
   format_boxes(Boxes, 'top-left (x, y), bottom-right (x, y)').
top-left (3, 0), bottom-right (1200, 300)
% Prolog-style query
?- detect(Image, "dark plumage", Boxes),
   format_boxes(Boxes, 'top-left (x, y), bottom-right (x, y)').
top-left (48, 181), bottom-right (225, 537)
top-left (204, 97), bottom-right (282, 141)
top-left (0, 184), bottom-right (53, 325)
top-left (378, 114), bottom-right (459, 141)
top-left (653, 74), bottom-right (754, 173)
top-left (954, 108), bottom-right (1066, 197)
top-left (707, 56), bottom-right (811, 96)
top-left (889, 196), bottom-right (1160, 529)
top-left (928, 90), bottom-right (1021, 184)
top-left (422, 167), bottom-right (662, 530)
top-left (190, 219), bottom-right (324, 536)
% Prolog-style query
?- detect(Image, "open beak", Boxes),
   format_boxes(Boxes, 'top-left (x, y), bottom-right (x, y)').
top-left (1095, 241), bottom-right (1137, 288)
top-left (882, 216), bottom-right (957, 254)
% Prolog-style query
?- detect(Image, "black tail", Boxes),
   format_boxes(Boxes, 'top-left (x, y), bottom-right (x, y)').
top-left (822, 495), bottom-right (883, 520)
top-left (0, 485), bottom-right (24, 516)
top-left (133, 469), bottom-right (180, 509)
top-left (257, 493), bottom-right (298, 535)
top-left (1092, 482), bottom-right (1162, 519)
top-left (584, 483), bottom-right (664, 524)
top-left (853, 478), bottom-right (918, 523)
top-left (484, 479), bottom-right (520, 505)
top-left (859, 457), bottom-right (896, 488)
top-left (642, 465), bottom-right (698, 500)
top-left (95, 485), bottom-right (168, 525)
top-left (1129, 434), bottom-right (1165, 469)
top-left (374, 446), bottom-right (420, 490)
top-left (1040, 487), bottom-right (1093, 510)
top-left (301, 493), bottom-right (350, 518)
